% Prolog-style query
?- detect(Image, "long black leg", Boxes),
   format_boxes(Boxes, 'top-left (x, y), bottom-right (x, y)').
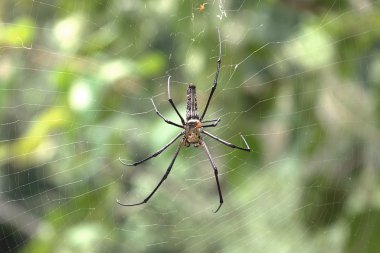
top-left (200, 28), bottom-right (221, 121)
top-left (202, 130), bottom-right (251, 152)
top-left (119, 132), bottom-right (184, 166)
top-left (202, 118), bottom-right (221, 128)
top-left (151, 98), bottom-right (183, 128)
top-left (117, 140), bottom-right (183, 206)
top-left (201, 141), bottom-right (223, 213)
top-left (167, 76), bottom-right (186, 125)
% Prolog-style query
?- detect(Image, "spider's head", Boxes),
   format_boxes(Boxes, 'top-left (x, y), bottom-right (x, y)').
top-left (188, 83), bottom-right (196, 88)
top-left (185, 119), bottom-right (202, 146)
top-left (186, 119), bottom-right (202, 129)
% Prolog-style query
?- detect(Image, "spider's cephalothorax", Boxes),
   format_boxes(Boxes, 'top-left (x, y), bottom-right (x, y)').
top-left (184, 118), bottom-right (202, 147)
top-left (184, 85), bottom-right (202, 147)
top-left (118, 29), bottom-right (251, 213)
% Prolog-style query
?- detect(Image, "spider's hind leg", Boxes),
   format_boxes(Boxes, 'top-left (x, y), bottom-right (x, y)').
top-left (200, 28), bottom-right (222, 121)
top-left (151, 98), bottom-right (183, 128)
top-left (167, 76), bottom-right (186, 125)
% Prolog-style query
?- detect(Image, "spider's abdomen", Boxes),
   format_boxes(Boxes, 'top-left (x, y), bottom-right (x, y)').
top-left (186, 85), bottom-right (199, 121)
top-left (184, 119), bottom-right (202, 147)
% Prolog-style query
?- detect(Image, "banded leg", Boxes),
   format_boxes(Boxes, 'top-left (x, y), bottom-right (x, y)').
top-left (202, 130), bottom-right (251, 152)
top-left (202, 141), bottom-right (223, 213)
top-left (117, 140), bottom-right (183, 206)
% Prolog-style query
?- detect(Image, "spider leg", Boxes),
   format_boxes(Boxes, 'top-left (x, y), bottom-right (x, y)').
top-left (167, 76), bottom-right (186, 125)
top-left (202, 118), bottom-right (221, 128)
top-left (200, 28), bottom-right (221, 121)
top-left (202, 130), bottom-right (251, 152)
top-left (201, 141), bottom-right (223, 213)
top-left (117, 140), bottom-right (183, 207)
top-left (119, 132), bottom-right (184, 166)
top-left (151, 98), bottom-right (183, 128)
top-left (202, 118), bottom-right (220, 124)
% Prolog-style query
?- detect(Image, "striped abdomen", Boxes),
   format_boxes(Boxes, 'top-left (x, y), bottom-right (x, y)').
top-left (186, 85), bottom-right (199, 121)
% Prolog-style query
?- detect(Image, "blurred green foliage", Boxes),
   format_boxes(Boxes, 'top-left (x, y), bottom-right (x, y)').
top-left (0, 0), bottom-right (380, 252)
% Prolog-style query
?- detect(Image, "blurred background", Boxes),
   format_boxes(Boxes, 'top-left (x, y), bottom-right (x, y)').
top-left (1, 0), bottom-right (380, 252)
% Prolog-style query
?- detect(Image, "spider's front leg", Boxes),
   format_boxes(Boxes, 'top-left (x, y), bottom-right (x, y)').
top-left (201, 140), bottom-right (223, 213)
top-left (117, 140), bottom-right (183, 207)
top-left (119, 132), bottom-right (184, 166)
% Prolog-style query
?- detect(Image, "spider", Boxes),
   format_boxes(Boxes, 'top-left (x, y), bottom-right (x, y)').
top-left (196, 3), bottom-right (207, 12)
top-left (118, 29), bottom-right (251, 213)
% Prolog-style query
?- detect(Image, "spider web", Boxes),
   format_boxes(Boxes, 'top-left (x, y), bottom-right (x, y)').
top-left (1, 0), bottom-right (379, 252)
